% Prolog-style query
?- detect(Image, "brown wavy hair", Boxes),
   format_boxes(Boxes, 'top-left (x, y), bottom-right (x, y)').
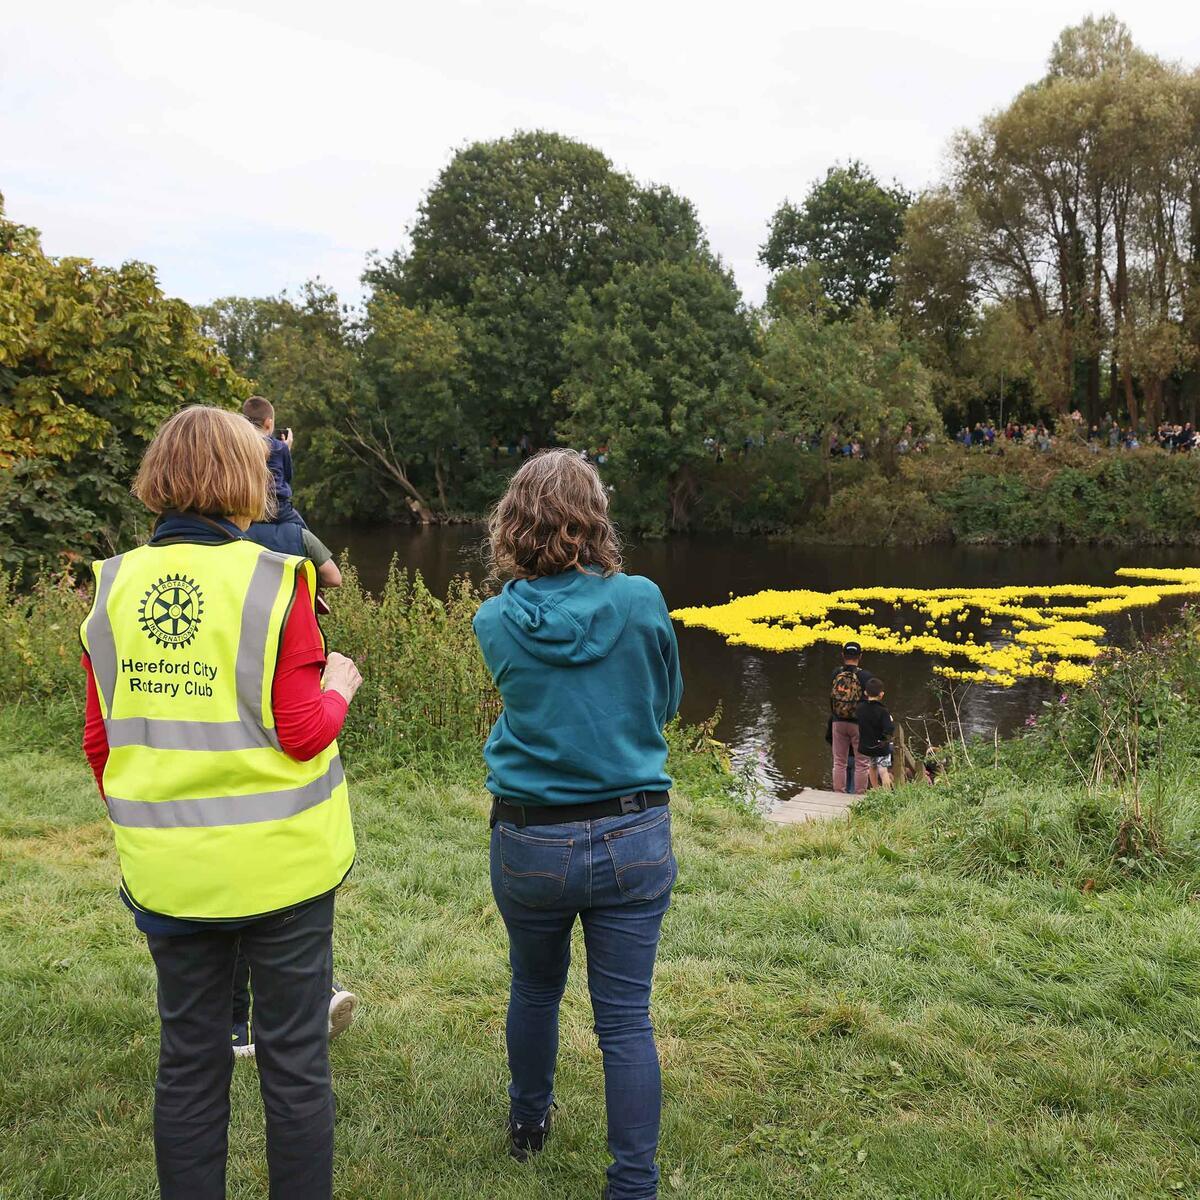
top-left (133, 405), bottom-right (274, 521)
top-left (486, 449), bottom-right (622, 583)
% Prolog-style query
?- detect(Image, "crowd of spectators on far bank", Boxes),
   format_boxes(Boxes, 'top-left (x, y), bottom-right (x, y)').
top-left (723, 412), bottom-right (1200, 465)
top-left (957, 421), bottom-right (1056, 452)
top-left (954, 411), bottom-right (1199, 455)
top-left (511, 411), bottom-right (1200, 470)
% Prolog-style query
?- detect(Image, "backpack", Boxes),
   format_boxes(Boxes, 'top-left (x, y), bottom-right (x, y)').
top-left (830, 667), bottom-right (864, 720)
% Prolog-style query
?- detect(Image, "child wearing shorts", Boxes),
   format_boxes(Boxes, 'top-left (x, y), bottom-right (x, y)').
top-left (856, 677), bottom-right (895, 790)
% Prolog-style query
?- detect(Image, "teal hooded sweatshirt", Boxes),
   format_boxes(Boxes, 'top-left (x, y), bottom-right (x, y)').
top-left (472, 570), bottom-right (683, 806)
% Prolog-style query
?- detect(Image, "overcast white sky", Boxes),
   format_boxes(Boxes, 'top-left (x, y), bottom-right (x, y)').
top-left (3, 0), bottom-right (1197, 309)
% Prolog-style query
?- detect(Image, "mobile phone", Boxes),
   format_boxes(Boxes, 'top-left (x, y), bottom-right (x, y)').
top-left (284, 427), bottom-right (292, 440)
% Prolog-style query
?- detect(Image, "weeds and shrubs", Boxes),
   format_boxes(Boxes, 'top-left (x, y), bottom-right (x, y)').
top-left (0, 569), bottom-right (90, 703)
top-left (649, 439), bottom-right (1200, 546)
top-left (0, 559), bottom-right (498, 773)
top-left (893, 441), bottom-right (1200, 547)
top-left (902, 608), bottom-right (1200, 889)
top-left (321, 559), bottom-right (498, 766)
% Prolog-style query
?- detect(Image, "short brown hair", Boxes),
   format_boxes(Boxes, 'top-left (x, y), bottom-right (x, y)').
top-left (133, 405), bottom-right (273, 521)
top-left (486, 449), bottom-right (621, 583)
top-left (242, 395), bottom-right (274, 427)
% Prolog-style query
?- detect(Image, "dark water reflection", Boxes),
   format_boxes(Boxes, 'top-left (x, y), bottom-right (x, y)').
top-left (324, 524), bottom-right (1197, 798)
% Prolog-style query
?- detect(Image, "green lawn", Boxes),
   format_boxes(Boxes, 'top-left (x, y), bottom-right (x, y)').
top-left (2, 711), bottom-right (1199, 1199)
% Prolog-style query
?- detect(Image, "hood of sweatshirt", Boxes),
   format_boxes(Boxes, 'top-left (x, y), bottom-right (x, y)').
top-left (498, 571), bottom-right (633, 666)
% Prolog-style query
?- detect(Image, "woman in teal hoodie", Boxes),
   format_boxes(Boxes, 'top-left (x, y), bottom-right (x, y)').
top-left (474, 449), bottom-right (682, 1200)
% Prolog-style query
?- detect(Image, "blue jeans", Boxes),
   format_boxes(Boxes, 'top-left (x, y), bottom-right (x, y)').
top-left (490, 805), bottom-right (676, 1200)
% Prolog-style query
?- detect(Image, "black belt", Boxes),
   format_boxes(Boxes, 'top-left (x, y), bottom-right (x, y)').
top-left (490, 791), bottom-right (669, 828)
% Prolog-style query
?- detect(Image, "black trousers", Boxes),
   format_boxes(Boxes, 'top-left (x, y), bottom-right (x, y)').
top-left (231, 948), bottom-right (251, 1025)
top-left (146, 893), bottom-right (336, 1200)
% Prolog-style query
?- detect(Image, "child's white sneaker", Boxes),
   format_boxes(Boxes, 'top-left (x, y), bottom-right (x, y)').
top-left (231, 1021), bottom-right (255, 1060)
top-left (329, 984), bottom-right (357, 1041)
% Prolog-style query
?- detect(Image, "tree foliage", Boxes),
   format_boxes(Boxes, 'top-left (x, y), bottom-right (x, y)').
top-left (0, 198), bottom-right (248, 574)
top-left (1, 202), bottom-right (247, 469)
top-left (365, 130), bottom-right (707, 443)
top-left (560, 254), bottom-right (757, 532)
top-left (760, 161), bottom-right (911, 313)
top-left (7, 20), bottom-right (1200, 557)
top-left (761, 268), bottom-right (938, 485)
top-left (898, 16), bottom-right (1200, 425)
top-left (357, 297), bottom-right (474, 515)
top-left (202, 284), bottom-right (477, 521)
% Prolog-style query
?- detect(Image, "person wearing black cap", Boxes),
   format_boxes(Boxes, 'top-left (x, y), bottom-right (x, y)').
top-left (829, 642), bottom-right (871, 793)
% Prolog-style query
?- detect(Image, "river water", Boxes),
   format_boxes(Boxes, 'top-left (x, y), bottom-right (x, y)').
top-left (323, 524), bottom-right (1197, 798)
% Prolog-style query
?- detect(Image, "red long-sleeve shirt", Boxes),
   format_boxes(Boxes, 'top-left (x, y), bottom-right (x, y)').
top-left (82, 577), bottom-right (347, 793)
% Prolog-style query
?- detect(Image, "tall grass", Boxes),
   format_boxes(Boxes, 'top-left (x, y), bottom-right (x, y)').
top-left (853, 609), bottom-right (1200, 895)
top-left (0, 560), bottom-right (500, 770)
top-left (0, 569), bottom-right (90, 702)
top-left (320, 559), bottom-right (498, 767)
top-left (5, 567), bottom-right (1200, 1194)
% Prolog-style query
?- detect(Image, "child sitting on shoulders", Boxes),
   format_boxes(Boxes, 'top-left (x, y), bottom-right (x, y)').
top-left (243, 395), bottom-right (304, 528)
top-left (856, 677), bottom-right (895, 790)
top-left (242, 395), bottom-right (341, 596)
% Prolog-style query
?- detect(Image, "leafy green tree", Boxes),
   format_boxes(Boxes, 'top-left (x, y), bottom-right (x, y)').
top-left (760, 268), bottom-right (938, 498)
top-left (892, 190), bottom-right (979, 398)
top-left (366, 130), bottom-right (707, 443)
top-left (238, 283), bottom-right (477, 521)
top-left (0, 198), bottom-right (248, 573)
top-left (963, 303), bottom-right (1041, 425)
top-left (942, 17), bottom-right (1200, 424)
top-left (234, 284), bottom-right (380, 521)
top-left (559, 254), bottom-right (757, 533)
top-left (760, 161), bottom-right (911, 313)
top-left (357, 297), bottom-right (473, 514)
top-left (0, 201), bottom-right (247, 467)
top-left (196, 295), bottom-right (290, 382)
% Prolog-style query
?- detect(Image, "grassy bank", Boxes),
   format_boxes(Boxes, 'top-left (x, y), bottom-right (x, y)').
top-left (680, 439), bottom-right (1200, 546)
top-left (3, 571), bottom-right (1200, 1197)
top-left (3, 702), bottom-right (1200, 1199)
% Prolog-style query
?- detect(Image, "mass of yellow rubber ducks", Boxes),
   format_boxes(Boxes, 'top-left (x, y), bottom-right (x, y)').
top-left (670, 567), bottom-right (1200, 687)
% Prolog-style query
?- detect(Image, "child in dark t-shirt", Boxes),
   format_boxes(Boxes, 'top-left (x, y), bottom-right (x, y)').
top-left (243, 395), bottom-right (305, 528)
top-left (855, 677), bottom-right (895, 790)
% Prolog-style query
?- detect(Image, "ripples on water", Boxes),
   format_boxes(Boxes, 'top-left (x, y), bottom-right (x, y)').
top-left (324, 524), bottom-right (1196, 799)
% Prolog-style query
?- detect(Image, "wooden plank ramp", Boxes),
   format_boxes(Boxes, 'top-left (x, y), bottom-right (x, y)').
top-left (768, 788), bottom-right (853, 825)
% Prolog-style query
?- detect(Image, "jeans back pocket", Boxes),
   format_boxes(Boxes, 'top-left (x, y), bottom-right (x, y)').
top-left (499, 825), bottom-right (575, 909)
top-left (604, 809), bottom-right (675, 901)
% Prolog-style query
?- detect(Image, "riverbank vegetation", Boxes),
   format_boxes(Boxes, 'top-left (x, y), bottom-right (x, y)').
top-left (4, 16), bottom-right (1199, 571)
top-left (3, 570), bottom-right (1200, 1196)
top-left (660, 434), bottom-right (1200, 543)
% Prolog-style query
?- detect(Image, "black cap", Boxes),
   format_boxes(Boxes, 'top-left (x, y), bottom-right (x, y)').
top-left (842, 641), bottom-right (862, 656)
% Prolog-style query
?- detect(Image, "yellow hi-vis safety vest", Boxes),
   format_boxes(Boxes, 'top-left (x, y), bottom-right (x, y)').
top-left (80, 537), bottom-right (355, 920)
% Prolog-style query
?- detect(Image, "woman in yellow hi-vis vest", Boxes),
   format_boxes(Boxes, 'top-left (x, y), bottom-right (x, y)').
top-left (80, 406), bottom-right (362, 1200)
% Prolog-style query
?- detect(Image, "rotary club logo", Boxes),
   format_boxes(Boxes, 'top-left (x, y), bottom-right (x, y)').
top-left (139, 574), bottom-right (205, 649)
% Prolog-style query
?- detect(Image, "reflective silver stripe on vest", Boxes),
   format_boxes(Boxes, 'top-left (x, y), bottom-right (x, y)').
top-left (104, 717), bottom-right (272, 753)
top-left (236, 553), bottom-right (288, 752)
top-left (105, 756), bottom-right (344, 829)
top-left (85, 555), bottom-right (125, 714)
